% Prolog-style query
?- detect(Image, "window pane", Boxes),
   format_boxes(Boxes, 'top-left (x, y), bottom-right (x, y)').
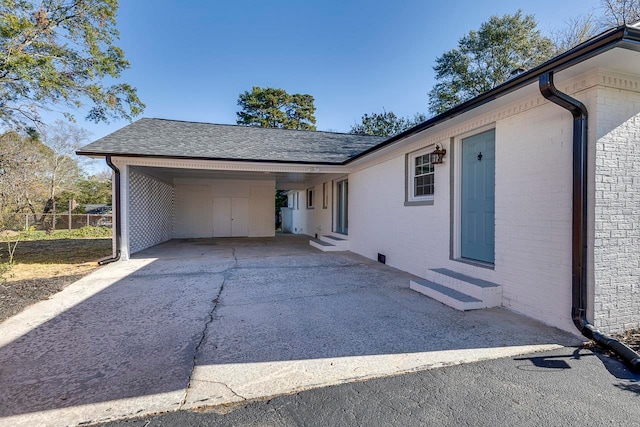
top-left (412, 151), bottom-right (435, 198)
top-left (414, 154), bottom-right (433, 176)
top-left (415, 172), bottom-right (433, 195)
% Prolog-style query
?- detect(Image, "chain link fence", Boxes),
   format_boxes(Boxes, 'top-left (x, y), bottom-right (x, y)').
top-left (1, 213), bottom-right (113, 232)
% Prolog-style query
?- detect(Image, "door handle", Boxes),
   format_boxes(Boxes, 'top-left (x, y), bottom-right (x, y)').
top-left (477, 152), bottom-right (483, 161)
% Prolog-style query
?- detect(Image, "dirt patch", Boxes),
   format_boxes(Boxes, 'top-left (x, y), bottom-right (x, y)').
top-left (0, 238), bottom-right (112, 322)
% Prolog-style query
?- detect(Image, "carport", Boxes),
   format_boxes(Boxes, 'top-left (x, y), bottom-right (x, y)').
top-left (77, 118), bottom-right (379, 259)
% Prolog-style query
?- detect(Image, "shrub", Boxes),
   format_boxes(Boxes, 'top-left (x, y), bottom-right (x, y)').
top-left (67, 226), bottom-right (113, 239)
top-left (0, 257), bottom-right (11, 284)
top-left (3, 226), bottom-right (112, 241)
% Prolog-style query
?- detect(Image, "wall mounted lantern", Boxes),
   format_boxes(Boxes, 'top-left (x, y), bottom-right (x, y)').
top-left (430, 144), bottom-right (447, 164)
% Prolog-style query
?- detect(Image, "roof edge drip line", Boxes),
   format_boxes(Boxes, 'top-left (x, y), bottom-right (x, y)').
top-left (98, 156), bottom-right (121, 265)
top-left (539, 71), bottom-right (640, 373)
top-left (74, 152), bottom-right (346, 167)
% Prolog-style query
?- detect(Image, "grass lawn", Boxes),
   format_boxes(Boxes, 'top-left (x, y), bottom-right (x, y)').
top-left (0, 235), bottom-right (112, 322)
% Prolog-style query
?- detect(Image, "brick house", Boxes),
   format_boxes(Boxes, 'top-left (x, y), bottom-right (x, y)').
top-left (79, 24), bottom-right (640, 338)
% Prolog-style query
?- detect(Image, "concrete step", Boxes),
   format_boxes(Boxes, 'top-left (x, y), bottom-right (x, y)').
top-left (410, 279), bottom-right (485, 311)
top-left (319, 235), bottom-right (349, 250)
top-left (328, 232), bottom-right (349, 240)
top-left (423, 268), bottom-right (502, 306)
top-left (309, 238), bottom-right (345, 252)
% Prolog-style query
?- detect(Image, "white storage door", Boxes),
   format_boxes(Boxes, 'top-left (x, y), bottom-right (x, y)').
top-left (212, 197), bottom-right (232, 237)
top-left (231, 197), bottom-right (249, 237)
top-left (212, 197), bottom-right (249, 237)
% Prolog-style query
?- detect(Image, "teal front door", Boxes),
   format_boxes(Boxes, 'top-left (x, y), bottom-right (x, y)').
top-left (461, 129), bottom-right (495, 264)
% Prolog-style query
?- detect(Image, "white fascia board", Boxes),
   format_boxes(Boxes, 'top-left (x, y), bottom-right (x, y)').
top-left (110, 156), bottom-right (351, 175)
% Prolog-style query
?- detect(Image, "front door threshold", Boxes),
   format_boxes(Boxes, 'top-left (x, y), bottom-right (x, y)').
top-left (454, 257), bottom-right (495, 270)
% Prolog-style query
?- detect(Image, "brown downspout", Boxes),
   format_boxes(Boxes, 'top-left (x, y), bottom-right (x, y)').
top-left (539, 71), bottom-right (640, 372)
top-left (98, 156), bottom-right (121, 265)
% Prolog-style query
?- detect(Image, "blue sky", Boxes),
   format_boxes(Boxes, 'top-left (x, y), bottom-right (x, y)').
top-left (76, 0), bottom-right (603, 142)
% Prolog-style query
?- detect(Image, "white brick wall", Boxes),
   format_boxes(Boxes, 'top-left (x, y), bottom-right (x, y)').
top-left (346, 87), bottom-right (597, 334)
top-left (288, 181), bottom-right (334, 237)
top-left (349, 153), bottom-right (450, 277)
top-left (593, 86), bottom-right (640, 333)
top-left (288, 191), bottom-right (307, 234)
top-left (344, 82), bottom-right (640, 334)
top-left (129, 170), bottom-right (174, 254)
top-left (494, 101), bottom-right (577, 332)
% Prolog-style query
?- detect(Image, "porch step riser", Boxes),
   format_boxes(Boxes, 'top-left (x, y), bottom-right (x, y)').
top-left (409, 280), bottom-right (486, 311)
top-left (319, 235), bottom-right (349, 251)
top-left (329, 232), bottom-right (349, 240)
top-left (309, 240), bottom-right (346, 252)
top-left (423, 269), bottom-right (502, 306)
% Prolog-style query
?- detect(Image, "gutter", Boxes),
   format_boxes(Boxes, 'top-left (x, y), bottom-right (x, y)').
top-left (98, 156), bottom-right (121, 265)
top-left (74, 151), bottom-right (350, 167)
top-left (539, 71), bottom-right (640, 373)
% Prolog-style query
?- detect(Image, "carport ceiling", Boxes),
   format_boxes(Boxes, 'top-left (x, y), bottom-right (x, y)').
top-left (133, 166), bottom-right (344, 190)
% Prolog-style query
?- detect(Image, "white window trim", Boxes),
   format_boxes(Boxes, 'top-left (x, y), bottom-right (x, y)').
top-left (405, 146), bottom-right (436, 206)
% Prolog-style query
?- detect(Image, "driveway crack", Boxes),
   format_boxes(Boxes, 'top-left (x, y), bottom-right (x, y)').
top-left (192, 380), bottom-right (247, 401)
top-left (179, 247), bottom-right (239, 409)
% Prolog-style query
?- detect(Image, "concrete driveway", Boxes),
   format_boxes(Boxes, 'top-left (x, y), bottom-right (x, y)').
top-left (0, 235), bottom-right (580, 426)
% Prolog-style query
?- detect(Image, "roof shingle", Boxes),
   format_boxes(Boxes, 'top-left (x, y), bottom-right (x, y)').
top-left (77, 118), bottom-right (386, 164)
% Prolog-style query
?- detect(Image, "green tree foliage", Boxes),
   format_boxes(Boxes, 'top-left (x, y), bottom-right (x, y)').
top-left (0, 0), bottom-right (144, 128)
top-left (350, 111), bottom-right (426, 137)
top-left (73, 173), bottom-right (112, 205)
top-left (236, 87), bottom-right (316, 130)
top-left (275, 190), bottom-right (287, 214)
top-left (428, 11), bottom-right (555, 115)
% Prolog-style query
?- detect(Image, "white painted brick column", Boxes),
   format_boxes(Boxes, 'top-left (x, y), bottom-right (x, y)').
top-left (593, 86), bottom-right (640, 333)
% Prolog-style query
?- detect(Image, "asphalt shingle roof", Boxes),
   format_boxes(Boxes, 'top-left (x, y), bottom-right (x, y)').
top-left (77, 118), bottom-right (387, 164)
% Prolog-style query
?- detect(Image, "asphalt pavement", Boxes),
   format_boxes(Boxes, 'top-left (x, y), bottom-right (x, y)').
top-left (97, 346), bottom-right (640, 427)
